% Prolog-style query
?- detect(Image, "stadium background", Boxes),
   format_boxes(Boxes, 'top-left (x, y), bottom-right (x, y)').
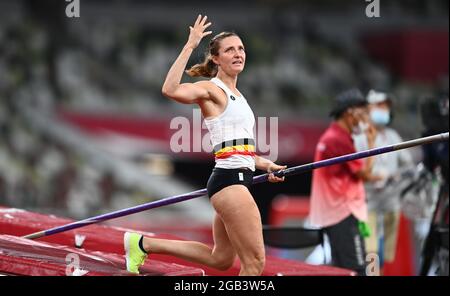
top-left (0, 0), bottom-right (448, 275)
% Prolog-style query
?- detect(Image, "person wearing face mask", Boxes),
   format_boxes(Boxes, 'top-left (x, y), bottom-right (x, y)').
top-left (309, 88), bottom-right (383, 276)
top-left (354, 90), bottom-right (414, 274)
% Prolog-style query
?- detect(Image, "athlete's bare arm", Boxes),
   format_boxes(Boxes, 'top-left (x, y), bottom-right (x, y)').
top-left (162, 15), bottom-right (212, 104)
top-left (255, 155), bottom-right (286, 183)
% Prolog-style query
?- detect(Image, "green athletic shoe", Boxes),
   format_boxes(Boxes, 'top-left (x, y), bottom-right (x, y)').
top-left (124, 232), bottom-right (148, 274)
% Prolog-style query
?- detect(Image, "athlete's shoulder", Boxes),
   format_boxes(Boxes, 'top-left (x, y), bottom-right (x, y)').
top-left (193, 80), bottom-right (216, 92)
top-left (194, 80), bottom-right (215, 87)
top-left (192, 80), bottom-right (224, 103)
top-left (196, 80), bottom-right (226, 94)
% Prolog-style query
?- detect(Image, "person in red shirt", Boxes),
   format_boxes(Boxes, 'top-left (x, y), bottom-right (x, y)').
top-left (309, 88), bottom-right (382, 275)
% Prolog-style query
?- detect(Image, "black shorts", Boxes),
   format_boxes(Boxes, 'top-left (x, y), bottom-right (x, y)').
top-left (206, 168), bottom-right (254, 199)
top-left (324, 215), bottom-right (367, 276)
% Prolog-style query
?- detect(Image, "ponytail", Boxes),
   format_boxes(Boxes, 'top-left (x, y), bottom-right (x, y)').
top-left (185, 55), bottom-right (218, 78)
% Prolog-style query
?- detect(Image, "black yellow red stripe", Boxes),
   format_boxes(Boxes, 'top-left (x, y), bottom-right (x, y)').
top-left (214, 144), bottom-right (256, 159)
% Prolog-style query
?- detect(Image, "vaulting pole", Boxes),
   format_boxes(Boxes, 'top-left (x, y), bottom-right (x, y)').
top-left (23, 132), bottom-right (448, 240)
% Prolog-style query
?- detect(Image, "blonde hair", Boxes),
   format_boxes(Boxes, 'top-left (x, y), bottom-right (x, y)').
top-left (185, 32), bottom-right (239, 78)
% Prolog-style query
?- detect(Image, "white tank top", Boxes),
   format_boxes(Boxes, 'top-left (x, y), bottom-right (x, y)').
top-left (204, 77), bottom-right (256, 171)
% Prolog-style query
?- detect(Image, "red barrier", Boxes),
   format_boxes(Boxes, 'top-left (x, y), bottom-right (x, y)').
top-left (0, 206), bottom-right (354, 276)
top-left (0, 234), bottom-right (202, 276)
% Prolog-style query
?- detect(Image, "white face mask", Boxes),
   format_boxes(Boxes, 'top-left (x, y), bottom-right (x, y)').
top-left (352, 121), bottom-right (369, 135)
top-left (370, 108), bottom-right (390, 126)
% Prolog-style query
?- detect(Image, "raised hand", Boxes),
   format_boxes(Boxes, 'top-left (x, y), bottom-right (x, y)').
top-left (186, 14), bottom-right (212, 50)
top-left (365, 122), bottom-right (378, 145)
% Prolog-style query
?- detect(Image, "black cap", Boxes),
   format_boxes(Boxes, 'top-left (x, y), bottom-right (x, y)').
top-left (329, 88), bottom-right (367, 118)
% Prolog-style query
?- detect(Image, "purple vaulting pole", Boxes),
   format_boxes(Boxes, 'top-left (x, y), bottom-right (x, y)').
top-left (23, 132), bottom-right (448, 240)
